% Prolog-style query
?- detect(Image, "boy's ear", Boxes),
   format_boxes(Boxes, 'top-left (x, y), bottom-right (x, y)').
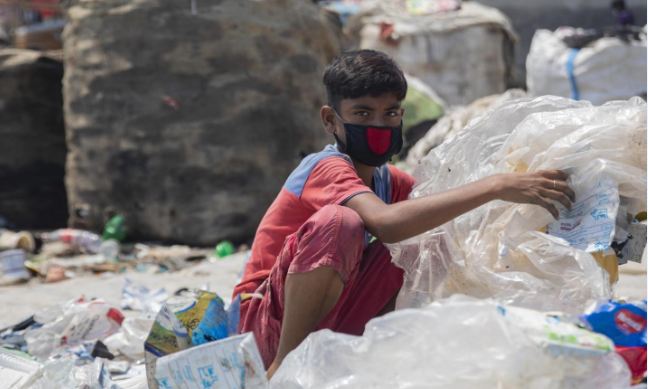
top-left (320, 105), bottom-right (337, 135)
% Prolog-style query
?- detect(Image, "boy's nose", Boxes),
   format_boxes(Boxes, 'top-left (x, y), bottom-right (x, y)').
top-left (370, 119), bottom-right (390, 127)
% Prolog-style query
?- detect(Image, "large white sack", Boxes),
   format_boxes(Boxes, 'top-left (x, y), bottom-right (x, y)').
top-left (526, 28), bottom-right (647, 105)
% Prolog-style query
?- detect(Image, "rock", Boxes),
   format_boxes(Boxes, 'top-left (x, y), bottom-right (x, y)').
top-left (0, 48), bottom-right (67, 229)
top-left (63, 0), bottom-right (340, 245)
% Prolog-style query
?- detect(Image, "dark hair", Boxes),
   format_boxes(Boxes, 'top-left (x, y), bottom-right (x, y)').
top-left (323, 50), bottom-right (407, 110)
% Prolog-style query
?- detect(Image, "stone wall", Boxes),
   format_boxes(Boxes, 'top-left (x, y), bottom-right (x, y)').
top-left (0, 49), bottom-right (67, 229)
top-left (63, 0), bottom-right (340, 244)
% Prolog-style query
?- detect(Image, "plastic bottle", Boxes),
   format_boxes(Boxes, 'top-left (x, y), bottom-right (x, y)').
top-left (41, 229), bottom-right (103, 254)
top-left (99, 240), bottom-right (120, 260)
top-left (214, 240), bottom-right (235, 258)
top-left (102, 215), bottom-right (126, 242)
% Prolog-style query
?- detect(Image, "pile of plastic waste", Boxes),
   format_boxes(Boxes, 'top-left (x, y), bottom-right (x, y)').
top-left (270, 296), bottom-right (644, 388)
top-left (389, 96), bottom-right (646, 313)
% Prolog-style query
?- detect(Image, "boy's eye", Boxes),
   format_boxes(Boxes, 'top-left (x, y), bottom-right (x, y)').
top-left (354, 111), bottom-right (369, 117)
top-left (386, 111), bottom-right (398, 117)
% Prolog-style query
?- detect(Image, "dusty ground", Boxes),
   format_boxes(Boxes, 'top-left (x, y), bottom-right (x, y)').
top-left (0, 253), bottom-right (644, 329)
top-left (0, 252), bottom-right (248, 329)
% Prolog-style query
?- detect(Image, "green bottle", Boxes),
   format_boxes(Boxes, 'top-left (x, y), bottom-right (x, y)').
top-left (215, 240), bottom-right (235, 258)
top-left (102, 215), bottom-right (126, 242)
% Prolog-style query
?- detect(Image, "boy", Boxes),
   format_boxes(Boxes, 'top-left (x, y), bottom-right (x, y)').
top-left (233, 50), bottom-right (574, 377)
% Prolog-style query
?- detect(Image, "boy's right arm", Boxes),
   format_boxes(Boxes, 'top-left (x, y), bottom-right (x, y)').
top-left (345, 170), bottom-right (574, 244)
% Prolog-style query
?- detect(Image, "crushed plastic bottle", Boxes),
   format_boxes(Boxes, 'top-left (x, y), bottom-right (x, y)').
top-left (102, 215), bottom-right (126, 242)
top-left (25, 299), bottom-right (124, 360)
top-left (41, 229), bottom-right (103, 254)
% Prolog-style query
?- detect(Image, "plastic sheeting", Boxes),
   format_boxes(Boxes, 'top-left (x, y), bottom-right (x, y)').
top-left (389, 96), bottom-right (646, 313)
top-left (404, 89), bottom-right (526, 170)
top-left (270, 296), bottom-right (632, 389)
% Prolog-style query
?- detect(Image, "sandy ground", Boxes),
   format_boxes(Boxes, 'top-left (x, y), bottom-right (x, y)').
top-left (0, 253), bottom-right (645, 329)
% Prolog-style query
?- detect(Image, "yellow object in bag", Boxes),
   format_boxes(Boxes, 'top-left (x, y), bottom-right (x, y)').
top-left (592, 250), bottom-right (619, 285)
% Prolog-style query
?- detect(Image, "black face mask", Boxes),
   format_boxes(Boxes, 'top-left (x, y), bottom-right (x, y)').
top-left (333, 112), bottom-right (403, 167)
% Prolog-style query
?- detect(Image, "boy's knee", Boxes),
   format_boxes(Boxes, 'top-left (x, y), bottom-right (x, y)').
top-left (289, 205), bottom-right (365, 281)
top-left (318, 204), bottom-right (364, 242)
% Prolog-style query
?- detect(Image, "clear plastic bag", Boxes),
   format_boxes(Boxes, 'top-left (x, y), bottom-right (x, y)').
top-left (25, 299), bottom-right (124, 360)
top-left (120, 278), bottom-right (168, 314)
top-left (270, 296), bottom-right (632, 389)
top-left (390, 96), bottom-right (646, 313)
top-left (104, 316), bottom-right (155, 361)
top-left (31, 356), bottom-right (114, 389)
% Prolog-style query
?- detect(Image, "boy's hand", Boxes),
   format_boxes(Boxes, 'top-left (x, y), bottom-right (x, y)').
top-left (492, 170), bottom-right (575, 219)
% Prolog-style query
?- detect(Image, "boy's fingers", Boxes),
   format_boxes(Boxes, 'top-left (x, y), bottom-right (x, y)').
top-left (543, 179), bottom-right (576, 202)
top-left (540, 188), bottom-right (572, 210)
top-left (532, 196), bottom-right (559, 219)
top-left (559, 182), bottom-right (576, 202)
top-left (540, 169), bottom-right (569, 181)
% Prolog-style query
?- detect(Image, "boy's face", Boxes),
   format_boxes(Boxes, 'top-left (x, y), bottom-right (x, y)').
top-left (321, 93), bottom-right (404, 146)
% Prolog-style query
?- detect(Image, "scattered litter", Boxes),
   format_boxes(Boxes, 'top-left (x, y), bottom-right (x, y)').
top-left (155, 333), bottom-right (267, 389)
top-left (104, 317), bottom-right (154, 361)
top-left (214, 240), bottom-right (235, 258)
top-left (91, 340), bottom-right (115, 360)
top-left (582, 300), bottom-right (647, 383)
top-left (120, 278), bottom-right (168, 314)
top-left (134, 244), bottom-right (207, 271)
top-left (0, 230), bottom-right (35, 253)
top-left (111, 363), bottom-right (148, 389)
top-left (103, 215), bottom-right (126, 242)
top-left (617, 221), bottom-right (647, 264)
top-left (25, 298), bottom-right (124, 360)
top-left (0, 249), bottom-right (30, 286)
top-left (40, 229), bottom-right (105, 254)
top-left (144, 290), bottom-right (239, 388)
top-left (31, 356), bottom-right (114, 389)
top-left (0, 347), bottom-right (41, 389)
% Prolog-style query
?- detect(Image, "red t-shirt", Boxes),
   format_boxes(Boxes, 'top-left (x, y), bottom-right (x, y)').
top-left (233, 147), bottom-right (415, 298)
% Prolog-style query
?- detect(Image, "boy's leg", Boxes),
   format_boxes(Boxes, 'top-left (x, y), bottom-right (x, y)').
top-left (267, 235), bottom-right (404, 377)
top-left (266, 266), bottom-right (344, 378)
top-left (239, 204), bottom-right (366, 370)
top-left (330, 240), bottom-right (404, 336)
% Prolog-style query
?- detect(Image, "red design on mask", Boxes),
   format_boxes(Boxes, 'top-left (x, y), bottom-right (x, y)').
top-left (366, 127), bottom-right (392, 155)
